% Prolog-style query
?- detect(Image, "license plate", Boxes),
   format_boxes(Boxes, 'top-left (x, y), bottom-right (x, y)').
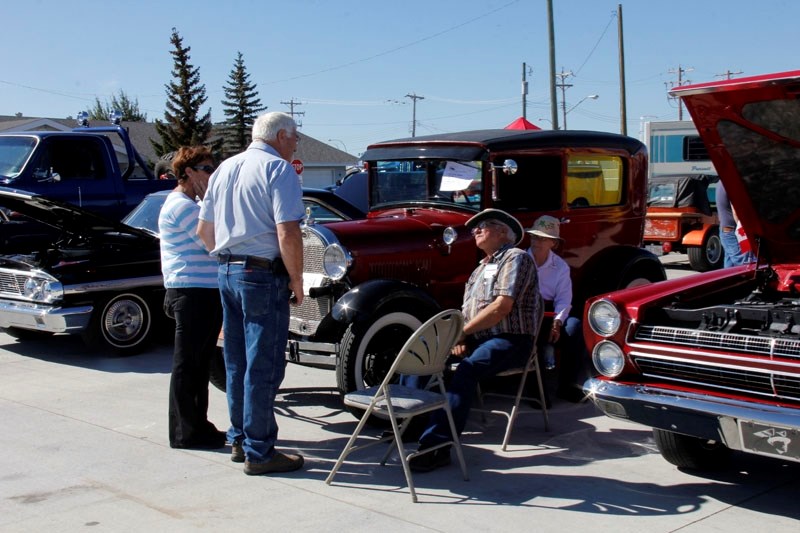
top-left (645, 244), bottom-right (664, 256)
top-left (738, 420), bottom-right (800, 461)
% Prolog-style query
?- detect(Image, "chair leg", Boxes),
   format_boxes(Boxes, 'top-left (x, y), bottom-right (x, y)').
top-left (325, 404), bottom-right (375, 485)
top-left (384, 401), bottom-right (419, 502)
top-left (442, 403), bottom-right (469, 481)
top-left (532, 357), bottom-right (550, 432)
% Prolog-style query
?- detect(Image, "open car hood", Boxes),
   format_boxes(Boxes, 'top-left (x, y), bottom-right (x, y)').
top-left (672, 70), bottom-right (800, 263)
top-left (0, 186), bottom-right (155, 242)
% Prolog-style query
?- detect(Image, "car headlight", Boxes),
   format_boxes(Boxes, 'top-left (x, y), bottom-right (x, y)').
top-left (592, 340), bottom-right (625, 377)
top-left (22, 277), bottom-right (63, 303)
top-left (322, 243), bottom-right (352, 280)
top-left (588, 299), bottom-right (621, 336)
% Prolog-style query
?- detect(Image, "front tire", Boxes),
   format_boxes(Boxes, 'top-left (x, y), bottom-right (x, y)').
top-left (336, 311), bottom-right (423, 396)
top-left (653, 428), bottom-right (731, 470)
top-left (82, 293), bottom-right (154, 356)
top-left (688, 227), bottom-right (723, 272)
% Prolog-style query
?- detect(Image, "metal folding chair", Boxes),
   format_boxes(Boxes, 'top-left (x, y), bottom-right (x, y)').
top-left (474, 298), bottom-right (548, 450)
top-left (325, 309), bottom-right (469, 502)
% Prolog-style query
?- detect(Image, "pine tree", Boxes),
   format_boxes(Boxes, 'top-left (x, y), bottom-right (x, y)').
top-left (151, 28), bottom-right (217, 156)
top-left (221, 51), bottom-right (267, 157)
top-left (89, 90), bottom-right (147, 122)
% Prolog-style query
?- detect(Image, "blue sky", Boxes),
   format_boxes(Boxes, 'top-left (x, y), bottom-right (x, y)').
top-left (1, 0), bottom-right (797, 157)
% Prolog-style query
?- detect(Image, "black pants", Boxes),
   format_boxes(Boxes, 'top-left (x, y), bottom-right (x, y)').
top-left (165, 287), bottom-right (223, 447)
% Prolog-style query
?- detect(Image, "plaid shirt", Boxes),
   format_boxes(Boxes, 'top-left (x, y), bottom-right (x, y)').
top-left (462, 244), bottom-right (540, 340)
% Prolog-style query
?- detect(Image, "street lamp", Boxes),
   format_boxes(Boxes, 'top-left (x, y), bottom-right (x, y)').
top-left (563, 94), bottom-right (599, 130)
top-left (328, 139), bottom-right (348, 153)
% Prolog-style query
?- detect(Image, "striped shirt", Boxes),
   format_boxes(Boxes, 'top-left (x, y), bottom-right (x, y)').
top-left (158, 191), bottom-right (219, 289)
top-left (463, 244), bottom-right (540, 340)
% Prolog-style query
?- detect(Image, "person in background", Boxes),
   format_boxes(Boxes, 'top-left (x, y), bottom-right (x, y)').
top-left (525, 215), bottom-right (588, 404)
top-left (409, 208), bottom-right (540, 473)
top-left (716, 181), bottom-right (755, 267)
top-left (197, 112), bottom-right (306, 476)
top-left (159, 146), bottom-right (224, 450)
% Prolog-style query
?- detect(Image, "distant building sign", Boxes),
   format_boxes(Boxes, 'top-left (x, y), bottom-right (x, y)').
top-left (291, 159), bottom-right (304, 174)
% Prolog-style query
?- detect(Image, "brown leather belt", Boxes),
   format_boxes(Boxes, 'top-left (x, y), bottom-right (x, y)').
top-left (218, 254), bottom-right (285, 273)
top-left (721, 226), bottom-right (735, 233)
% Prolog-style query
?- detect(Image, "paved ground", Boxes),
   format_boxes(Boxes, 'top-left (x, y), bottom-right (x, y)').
top-left (1, 323), bottom-right (799, 532)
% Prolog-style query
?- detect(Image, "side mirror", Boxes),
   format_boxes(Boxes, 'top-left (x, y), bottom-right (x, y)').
top-left (33, 167), bottom-right (61, 183)
top-left (493, 159), bottom-right (518, 175)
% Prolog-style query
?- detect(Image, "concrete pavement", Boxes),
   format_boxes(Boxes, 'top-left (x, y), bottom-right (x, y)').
top-left (1, 330), bottom-right (799, 532)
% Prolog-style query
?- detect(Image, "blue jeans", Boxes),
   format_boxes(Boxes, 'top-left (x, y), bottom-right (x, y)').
top-left (418, 334), bottom-right (532, 449)
top-left (218, 263), bottom-right (290, 463)
top-left (720, 228), bottom-right (755, 267)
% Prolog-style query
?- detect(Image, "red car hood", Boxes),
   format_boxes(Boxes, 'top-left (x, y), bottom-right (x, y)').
top-left (672, 70), bottom-right (800, 263)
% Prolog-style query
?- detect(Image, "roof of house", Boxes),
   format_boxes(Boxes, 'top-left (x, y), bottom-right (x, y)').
top-left (0, 115), bottom-right (358, 167)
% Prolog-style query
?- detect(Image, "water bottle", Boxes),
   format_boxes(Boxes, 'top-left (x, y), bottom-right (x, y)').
top-left (542, 343), bottom-right (556, 371)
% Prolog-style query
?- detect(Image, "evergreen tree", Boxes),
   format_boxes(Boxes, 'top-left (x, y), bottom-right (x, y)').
top-left (89, 90), bottom-right (147, 122)
top-left (221, 51), bottom-right (267, 157)
top-left (152, 28), bottom-right (217, 156)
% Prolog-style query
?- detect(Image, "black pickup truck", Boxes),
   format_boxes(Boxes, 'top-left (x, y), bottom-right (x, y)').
top-left (0, 115), bottom-right (175, 251)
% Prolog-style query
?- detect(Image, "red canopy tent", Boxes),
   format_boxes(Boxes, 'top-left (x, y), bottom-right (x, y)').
top-left (504, 116), bottom-right (541, 130)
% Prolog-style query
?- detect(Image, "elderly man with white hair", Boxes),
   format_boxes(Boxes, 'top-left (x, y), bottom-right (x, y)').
top-left (198, 111), bottom-right (305, 476)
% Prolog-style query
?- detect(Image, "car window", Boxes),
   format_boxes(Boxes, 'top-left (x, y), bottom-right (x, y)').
top-left (303, 199), bottom-right (345, 223)
top-left (493, 155), bottom-right (561, 212)
top-left (566, 154), bottom-right (624, 208)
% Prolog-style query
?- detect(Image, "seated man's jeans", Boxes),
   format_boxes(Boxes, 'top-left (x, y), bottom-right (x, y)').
top-left (413, 333), bottom-right (533, 449)
top-left (218, 262), bottom-right (291, 464)
top-left (541, 316), bottom-right (589, 392)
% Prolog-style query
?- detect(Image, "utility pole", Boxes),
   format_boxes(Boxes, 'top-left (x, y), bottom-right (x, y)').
top-left (546, 0), bottom-right (559, 130)
top-left (555, 68), bottom-right (573, 129)
top-left (405, 92), bottom-right (424, 137)
top-left (666, 65), bottom-right (693, 120)
top-left (522, 62), bottom-right (529, 119)
top-left (617, 4), bottom-right (627, 135)
top-left (715, 69), bottom-right (743, 80)
top-left (280, 98), bottom-right (305, 127)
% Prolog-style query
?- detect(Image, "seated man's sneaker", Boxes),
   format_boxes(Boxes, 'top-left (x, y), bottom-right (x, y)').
top-left (409, 447), bottom-right (451, 473)
top-left (244, 451), bottom-right (304, 475)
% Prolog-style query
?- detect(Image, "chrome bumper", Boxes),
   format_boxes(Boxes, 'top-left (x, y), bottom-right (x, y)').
top-left (584, 378), bottom-right (800, 457)
top-left (0, 300), bottom-right (93, 333)
top-left (285, 339), bottom-right (338, 368)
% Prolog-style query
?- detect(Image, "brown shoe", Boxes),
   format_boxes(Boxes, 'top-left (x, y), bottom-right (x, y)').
top-left (231, 442), bottom-right (245, 463)
top-left (244, 452), bottom-right (304, 475)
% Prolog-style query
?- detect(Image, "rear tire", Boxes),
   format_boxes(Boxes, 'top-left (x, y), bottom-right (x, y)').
top-left (653, 428), bottom-right (731, 470)
top-left (688, 227), bottom-right (723, 272)
top-left (208, 347), bottom-right (226, 392)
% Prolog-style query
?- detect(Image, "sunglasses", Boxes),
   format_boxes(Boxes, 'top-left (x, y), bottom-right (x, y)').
top-left (191, 165), bottom-right (215, 173)
top-left (470, 220), bottom-right (504, 235)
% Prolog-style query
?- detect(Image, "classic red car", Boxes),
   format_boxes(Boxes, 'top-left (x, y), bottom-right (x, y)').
top-left (643, 173), bottom-right (723, 272)
top-left (583, 70), bottom-right (800, 469)
top-left (290, 129), bottom-right (665, 396)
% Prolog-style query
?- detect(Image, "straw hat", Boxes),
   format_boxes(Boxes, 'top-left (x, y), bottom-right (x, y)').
top-left (525, 215), bottom-right (563, 241)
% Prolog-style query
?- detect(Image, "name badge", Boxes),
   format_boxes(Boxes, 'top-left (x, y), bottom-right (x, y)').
top-left (483, 264), bottom-right (498, 279)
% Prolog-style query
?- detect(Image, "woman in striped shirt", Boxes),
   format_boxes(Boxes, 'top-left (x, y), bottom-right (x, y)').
top-left (159, 146), bottom-right (225, 450)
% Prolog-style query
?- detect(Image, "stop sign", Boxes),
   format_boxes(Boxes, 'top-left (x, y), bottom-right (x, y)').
top-left (291, 159), bottom-right (304, 174)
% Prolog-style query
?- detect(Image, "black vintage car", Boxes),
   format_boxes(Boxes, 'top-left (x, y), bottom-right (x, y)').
top-left (0, 186), bottom-right (365, 356)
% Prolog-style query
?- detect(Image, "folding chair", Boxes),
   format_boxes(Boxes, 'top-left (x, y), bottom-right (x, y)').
top-left (474, 297), bottom-right (548, 450)
top-left (325, 309), bottom-right (469, 503)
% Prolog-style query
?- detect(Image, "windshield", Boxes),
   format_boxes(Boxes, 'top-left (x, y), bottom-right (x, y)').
top-left (122, 193), bottom-right (166, 234)
top-left (369, 159), bottom-right (483, 208)
top-left (0, 136), bottom-right (37, 179)
top-left (647, 182), bottom-right (677, 207)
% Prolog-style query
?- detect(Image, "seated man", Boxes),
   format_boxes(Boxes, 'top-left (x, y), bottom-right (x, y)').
top-left (409, 208), bottom-right (541, 472)
top-left (525, 215), bottom-right (588, 404)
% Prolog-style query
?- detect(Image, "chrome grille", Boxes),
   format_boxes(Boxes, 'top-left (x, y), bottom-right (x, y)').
top-left (633, 324), bottom-right (800, 401)
top-left (290, 229), bottom-right (332, 336)
top-left (636, 325), bottom-right (800, 360)
top-left (0, 271), bottom-right (27, 297)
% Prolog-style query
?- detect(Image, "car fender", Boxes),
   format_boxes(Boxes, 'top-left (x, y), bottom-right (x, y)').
top-left (331, 279), bottom-right (440, 326)
top-left (575, 245), bottom-right (666, 306)
top-left (682, 223), bottom-right (716, 247)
